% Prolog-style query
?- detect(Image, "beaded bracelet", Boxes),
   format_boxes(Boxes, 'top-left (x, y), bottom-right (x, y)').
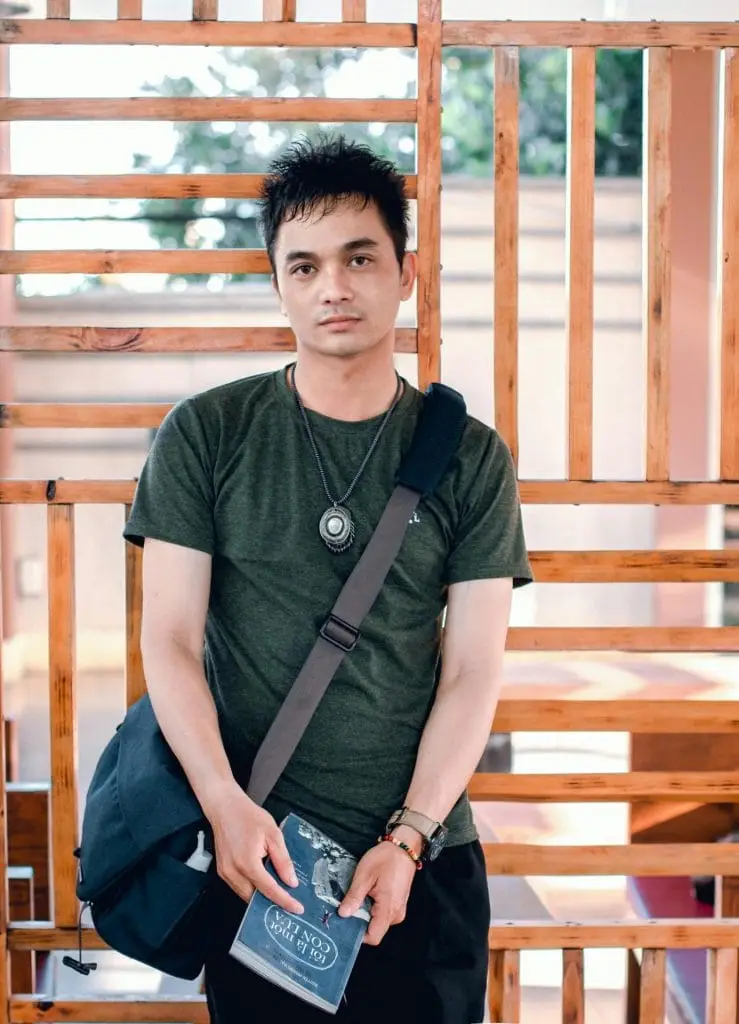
top-left (377, 832), bottom-right (423, 870)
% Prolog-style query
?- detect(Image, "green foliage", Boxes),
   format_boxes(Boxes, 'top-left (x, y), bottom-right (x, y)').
top-left (129, 45), bottom-right (642, 288)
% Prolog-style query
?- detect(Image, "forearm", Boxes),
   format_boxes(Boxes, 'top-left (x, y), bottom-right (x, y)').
top-left (403, 671), bottom-right (501, 823)
top-left (142, 638), bottom-right (238, 817)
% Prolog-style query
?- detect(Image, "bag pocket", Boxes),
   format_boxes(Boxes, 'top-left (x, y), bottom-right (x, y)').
top-left (91, 850), bottom-right (213, 978)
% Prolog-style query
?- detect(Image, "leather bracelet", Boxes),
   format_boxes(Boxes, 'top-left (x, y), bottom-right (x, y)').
top-left (377, 833), bottom-right (423, 870)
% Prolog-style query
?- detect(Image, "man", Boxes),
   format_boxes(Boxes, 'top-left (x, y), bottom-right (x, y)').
top-left (124, 133), bottom-right (532, 1023)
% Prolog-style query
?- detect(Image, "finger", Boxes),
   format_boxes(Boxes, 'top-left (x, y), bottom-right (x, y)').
top-left (251, 863), bottom-right (305, 915)
top-left (364, 908), bottom-right (391, 946)
top-left (338, 874), bottom-right (372, 918)
top-left (266, 832), bottom-right (300, 889)
top-left (222, 869), bottom-right (254, 904)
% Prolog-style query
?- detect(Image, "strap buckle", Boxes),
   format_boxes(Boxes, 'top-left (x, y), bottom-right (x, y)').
top-left (320, 614), bottom-right (360, 653)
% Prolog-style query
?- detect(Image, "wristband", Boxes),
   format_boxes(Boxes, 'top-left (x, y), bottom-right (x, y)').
top-left (377, 832), bottom-right (423, 870)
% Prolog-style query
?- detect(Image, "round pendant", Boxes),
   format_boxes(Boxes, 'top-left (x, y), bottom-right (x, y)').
top-left (319, 505), bottom-right (355, 554)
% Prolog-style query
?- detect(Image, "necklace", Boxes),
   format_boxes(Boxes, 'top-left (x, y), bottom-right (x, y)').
top-left (289, 363), bottom-right (403, 553)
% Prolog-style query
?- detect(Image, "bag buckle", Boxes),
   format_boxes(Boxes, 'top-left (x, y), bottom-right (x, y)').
top-left (320, 614), bottom-right (360, 653)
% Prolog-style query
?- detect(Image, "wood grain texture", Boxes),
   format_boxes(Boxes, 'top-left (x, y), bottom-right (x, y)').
top-left (487, 949), bottom-right (520, 1023)
top-left (562, 948), bottom-right (585, 1024)
top-left (638, 949), bottom-right (666, 1024)
top-left (444, 22), bottom-right (739, 48)
top-left (125, 505), bottom-right (145, 708)
top-left (720, 49), bottom-right (739, 480)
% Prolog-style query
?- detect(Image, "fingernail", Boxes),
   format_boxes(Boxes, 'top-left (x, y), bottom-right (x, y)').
top-left (290, 873), bottom-right (299, 887)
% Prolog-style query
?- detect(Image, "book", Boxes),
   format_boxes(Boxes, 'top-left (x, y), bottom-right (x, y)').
top-left (229, 812), bottom-right (373, 1015)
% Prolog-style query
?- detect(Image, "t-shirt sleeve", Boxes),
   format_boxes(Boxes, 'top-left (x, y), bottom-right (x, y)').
top-left (445, 429), bottom-right (533, 588)
top-left (123, 399), bottom-right (215, 554)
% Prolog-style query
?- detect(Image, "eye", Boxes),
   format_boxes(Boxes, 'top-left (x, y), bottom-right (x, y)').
top-left (350, 255), bottom-right (372, 267)
top-left (291, 264), bottom-right (314, 277)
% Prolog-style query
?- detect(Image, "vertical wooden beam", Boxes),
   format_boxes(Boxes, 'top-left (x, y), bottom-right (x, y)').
top-left (117, 0), bottom-right (143, 17)
top-left (342, 0), bottom-right (366, 19)
top-left (638, 948), bottom-right (666, 1023)
top-left (125, 507), bottom-right (145, 708)
top-left (643, 48), bottom-right (673, 481)
top-left (47, 505), bottom-right (79, 929)
top-left (263, 0), bottom-right (296, 20)
top-left (0, 40), bottom-right (15, 642)
top-left (562, 948), bottom-right (585, 1023)
top-left (493, 46), bottom-right (520, 465)
top-left (193, 0), bottom-right (218, 19)
top-left (0, 517), bottom-right (11, 1022)
top-left (565, 48), bottom-right (595, 481)
top-left (720, 48), bottom-right (739, 481)
top-left (415, 0), bottom-right (442, 390)
top-left (46, 0), bottom-right (71, 16)
top-left (707, 948), bottom-right (739, 1024)
top-left (487, 949), bottom-right (520, 1023)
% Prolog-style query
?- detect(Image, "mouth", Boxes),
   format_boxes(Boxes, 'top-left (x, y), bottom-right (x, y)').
top-left (319, 315), bottom-right (361, 327)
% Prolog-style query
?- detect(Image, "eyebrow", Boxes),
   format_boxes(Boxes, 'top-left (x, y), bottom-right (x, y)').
top-left (283, 237), bottom-right (380, 264)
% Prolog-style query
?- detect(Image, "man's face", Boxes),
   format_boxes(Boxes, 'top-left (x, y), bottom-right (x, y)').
top-left (272, 198), bottom-right (416, 361)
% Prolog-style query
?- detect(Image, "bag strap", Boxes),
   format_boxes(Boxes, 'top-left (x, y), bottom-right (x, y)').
top-left (246, 382), bottom-right (467, 806)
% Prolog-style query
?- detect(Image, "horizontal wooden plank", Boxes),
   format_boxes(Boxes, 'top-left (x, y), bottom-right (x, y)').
top-left (0, 98), bottom-right (416, 123)
top-left (0, 326), bottom-right (417, 353)
top-left (0, 20), bottom-right (414, 47)
top-left (492, 699), bottom-right (739, 734)
top-left (0, 173), bottom-right (418, 200)
top-left (0, 404), bottom-right (171, 428)
top-left (487, 921), bottom-right (739, 951)
top-left (506, 627), bottom-right (739, 652)
top-left (519, 481), bottom-right (739, 505)
top-left (529, 550), bottom-right (739, 583)
top-left (4, 480), bottom-right (739, 509)
top-left (0, 481), bottom-right (137, 504)
top-left (10, 998), bottom-right (208, 1023)
top-left (470, 771), bottom-right (739, 802)
top-left (443, 22), bottom-right (739, 48)
top-left (483, 842), bottom-right (739, 875)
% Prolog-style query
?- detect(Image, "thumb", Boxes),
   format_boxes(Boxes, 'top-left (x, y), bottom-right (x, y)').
top-left (338, 871), bottom-right (372, 918)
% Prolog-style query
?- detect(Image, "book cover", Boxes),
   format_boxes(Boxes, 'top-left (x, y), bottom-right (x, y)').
top-left (229, 812), bottom-right (372, 1015)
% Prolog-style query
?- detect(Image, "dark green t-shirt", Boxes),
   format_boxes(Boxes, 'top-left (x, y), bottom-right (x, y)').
top-left (124, 368), bottom-right (532, 857)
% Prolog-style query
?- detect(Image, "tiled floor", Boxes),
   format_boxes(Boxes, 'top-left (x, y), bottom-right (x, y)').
top-left (6, 651), bottom-right (739, 1022)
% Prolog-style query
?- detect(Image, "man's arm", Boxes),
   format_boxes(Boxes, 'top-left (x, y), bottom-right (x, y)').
top-left (400, 575), bottom-right (513, 829)
top-left (339, 576), bottom-right (513, 940)
top-left (139, 537), bottom-right (303, 913)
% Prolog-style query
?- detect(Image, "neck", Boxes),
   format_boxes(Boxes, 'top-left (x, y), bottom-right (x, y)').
top-left (290, 355), bottom-right (402, 422)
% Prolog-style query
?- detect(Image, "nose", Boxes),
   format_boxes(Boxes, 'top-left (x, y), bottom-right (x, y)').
top-left (318, 263), bottom-right (354, 305)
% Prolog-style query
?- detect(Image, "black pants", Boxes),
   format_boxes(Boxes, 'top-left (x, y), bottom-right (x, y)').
top-left (204, 840), bottom-right (490, 1024)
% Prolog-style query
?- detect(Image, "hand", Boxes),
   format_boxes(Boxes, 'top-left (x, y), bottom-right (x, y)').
top-left (337, 836), bottom-right (419, 946)
top-left (204, 781), bottom-right (304, 915)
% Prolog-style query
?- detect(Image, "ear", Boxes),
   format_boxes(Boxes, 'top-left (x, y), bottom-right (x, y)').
top-left (399, 251), bottom-right (417, 302)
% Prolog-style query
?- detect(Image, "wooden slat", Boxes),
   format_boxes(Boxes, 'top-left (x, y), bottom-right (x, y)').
top-left (46, 505), bottom-right (78, 929)
top-left (483, 842), bottom-right (739, 876)
top-left (193, 0), bottom-right (218, 19)
top-left (5, 480), bottom-right (739, 506)
top-left (708, 948), bottom-right (739, 1024)
top-left (1, 404), bottom-right (172, 428)
top-left (0, 98), bottom-right (416, 122)
top-left (528, 549), bottom-right (739, 583)
top-left (125, 505), bottom-right (145, 708)
top-left (0, 173), bottom-right (418, 199)
top-left (10, 999), bottom-right (208, 1023)
top-left (506, 626), bottom-right (739, 651)
top-left (492, 699), bottom-right (739, 734)
top-left (493, 46), bottom-right (520, 464)
top-left (0, 326), bottom-right (417, 353)
top-left (0, 21), bottom-right (414, 46)
top-left (720, 49), bottom-right (739, 481)
top-left (562, 949), bottom-right (585, 1024)
top-left (117, 0), bottom-right (142, 16)
top-left (468, 770), bottom-right (739, 803)
top-left (488, 921), bottom-right (739, 951)
top-left (644, 48), bottom-right (672, 481)
top-left (443, 22), bottom-right (739, 48)
top-left (46, 0), bottom-right (70, 16)
top-left (415, 0), bottom-right (442, 389)
top-left (487, 949), bottom-right (520, 1024)
top-left (262, 0), bottom-right (296, 20)
top-left (638, 949), bottom-right (666, 1023)
top-left (565, 48), bottom-right (595, 481)
top-left (342, 0), bottom-right (366, 20)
